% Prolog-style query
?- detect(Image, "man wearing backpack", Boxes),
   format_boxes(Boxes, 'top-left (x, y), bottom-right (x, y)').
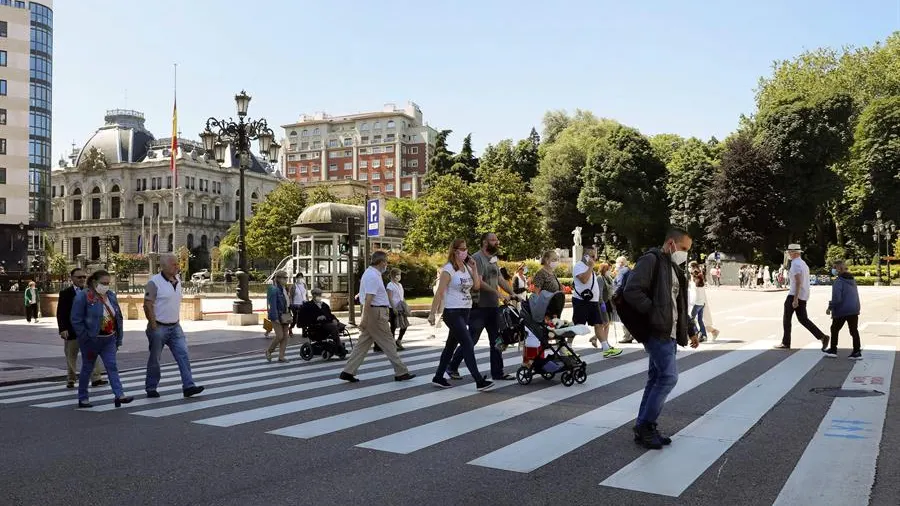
top-left (622, 228), bottom-right (699, 450)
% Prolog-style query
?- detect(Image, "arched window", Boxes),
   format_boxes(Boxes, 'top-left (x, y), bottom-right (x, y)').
top-left (290, 130), bottom-right (298, 136)
top-left (110, 185), bottom-right (120, 193)
top-left (387, 120), bottom-right (395, 128)
top-left (235, 189), bottom-right (240, 196)
top-left (72, 187), bottom-right (82, 195)
top-left (152, 234), bottom-right (159, 252)
top-left (201, 235), bottom-right (208, 249)
top-left (251, 191), bottom-right (259, 200)
top-left (187, 233), bottom-right (194, 250)
top-left (91, 186), bottom-right (101, 194)
top-left (167, 234), bottom-right (173, 252)
top-left (214, 236), bottom-right (220, 247)
top-left (313, 128), bottom-right (320, 135)
top-left (301, 129), bottom-right (309, 137)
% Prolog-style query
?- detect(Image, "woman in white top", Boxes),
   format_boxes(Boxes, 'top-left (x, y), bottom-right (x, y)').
top-left (290, 273), bottom-right (309, 335)
top-left (387, 268), bottom-right (408, 350)
top-left (428, 239), bottom-right (494, 392)
top-left (688, 268), bottom-right (720, 342)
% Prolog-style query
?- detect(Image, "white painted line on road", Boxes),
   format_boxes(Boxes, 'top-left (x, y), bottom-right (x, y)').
top-left (268, 349), bottom-right (631, 439)
top-left (355, 346), bottom-right (702, 455)
top-left (773, 345), bottom-right (896, 506)
top-left (34, 349), bottom-right (448, 410)
top-left (600, 341), bottom-right (824, 497)
top-left (129, 350), bottom-right (499, 418)
top-left (468, 339), bottom-right (775, 473)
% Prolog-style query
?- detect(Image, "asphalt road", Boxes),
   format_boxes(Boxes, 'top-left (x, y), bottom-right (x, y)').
top-left (1, 287), bottom-right (898, 506)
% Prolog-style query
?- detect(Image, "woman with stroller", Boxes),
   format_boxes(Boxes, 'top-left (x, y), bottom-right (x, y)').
top-left (428, 239), bottom-right (494, 392)
top-left (265, 271), bottom-right (292, 363)
top-left (387, 268), bottom-right (409, 351)
top-left (70, 270), bottom-right (132, 408)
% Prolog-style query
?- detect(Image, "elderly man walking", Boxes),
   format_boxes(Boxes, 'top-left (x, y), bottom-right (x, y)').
top-left (143, 254), bottom-right (205, 398)
top-left (57, 268), bottom-right (105, 389)
top-left (339, 251), bottom-right (415, 383)
top-left (775, 244), bottom-right (829, 350)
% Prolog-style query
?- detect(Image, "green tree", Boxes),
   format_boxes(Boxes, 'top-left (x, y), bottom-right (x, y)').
top-left (577, 124), bottom-right (669, 253)
top-left (452, 133), bottom-right (478, 182)
top-left (339, 193), bottom-right (368, 206)
top-left (243, 182), bottom-right (308, 261)
top-left (479, 139), bottom-right (517, 174)
top-left (307, 185), bottom-right (338, 205)
top-left (704, 131), bottom-right (782, 258)
top-left (405, 175), bottom-right (477, 254)
top-left (513, 128), bottom-right (541, 183)
top-left (47, 253), bottom-right (69, 282)
top-left (426, 129), bottom-right (456, 185)
top-left (849, 96), bottom-right (900, 235)
top-left (385, 198), bottom-right (423, 230)
top-left (473, 166), bottom-right (548, 259)
top-left (649, 133), bottom-right (686, 166)
top-left (665, 138), bottom-right (718, 253)
top-left (542, 110), bottom-right (571, 145)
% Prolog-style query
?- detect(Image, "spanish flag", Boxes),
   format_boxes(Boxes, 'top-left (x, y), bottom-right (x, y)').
top-left (170, 98), bottom-right (178, 187)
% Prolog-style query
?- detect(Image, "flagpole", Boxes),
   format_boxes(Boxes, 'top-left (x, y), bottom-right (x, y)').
top-left (171, 63), bottom-right (178, 254)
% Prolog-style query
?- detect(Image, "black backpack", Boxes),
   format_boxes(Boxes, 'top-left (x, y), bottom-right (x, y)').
top-left (611, 251), bottom-right (662, 343)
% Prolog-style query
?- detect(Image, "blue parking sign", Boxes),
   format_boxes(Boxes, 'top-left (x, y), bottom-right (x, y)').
top-left (367, 199), bottom-right (382, 237)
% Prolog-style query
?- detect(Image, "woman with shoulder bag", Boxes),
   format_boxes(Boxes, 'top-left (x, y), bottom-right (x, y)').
top-left (265, 270), bottom-right (293, 363)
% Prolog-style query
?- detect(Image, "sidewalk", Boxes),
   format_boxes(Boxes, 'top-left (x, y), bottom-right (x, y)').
top-left (0, 315), bottom-right (436, 386)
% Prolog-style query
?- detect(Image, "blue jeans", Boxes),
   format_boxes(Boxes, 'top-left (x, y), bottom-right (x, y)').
top-left (637, 337), bottom-right (678, 427)
top-left (145, 324), bottom-right (196, 392)
top-left (449, 306), bottom-right (504, 379)
top-left (78, 336), bottom-right (124, 402)
top-left (435, 309), bottom-right (485, 383)
top-left (691, 304), bottom-right (707, 338)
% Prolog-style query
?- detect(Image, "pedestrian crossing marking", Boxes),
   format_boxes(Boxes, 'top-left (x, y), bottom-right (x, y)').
top-left (600, 340), bottom-right (824, 497)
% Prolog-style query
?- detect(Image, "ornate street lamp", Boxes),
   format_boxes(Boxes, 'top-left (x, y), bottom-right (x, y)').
top-left (199, 90), bottom-right (280, 314)
top-left (862, 209), bottom-right (896, 286)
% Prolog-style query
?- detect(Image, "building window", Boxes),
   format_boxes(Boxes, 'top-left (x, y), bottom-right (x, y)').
top-left (344, 175), bottom-right (352, 180)
top-left (0, 167), bottom-right (5, 184)
top-left (0, 21), bottom-right (7, 38)
top-left (386, 159), bottom-right (394, 168)
top-left (215, 206), bottom-right (220, 220)
top-left (111, 197), bottom-right (120, 218)
top-left (386, 134), bottom-right (395, 142)
top-left (385, 145), bottom-right (394, 153)
top-left (287, 166), bottom-right (296, 175)
top-left (300, 165), bottom-right (308, 174)
top-left (386, 183), bottom-right (394, 192)
top-left (313, 128), bottom-right (320, 135)
top-left (372, 160), bottom-right (381, 169)
top-left (372, 146), bottom-right (383, 154)
top-left (373, 173), bottom-right (381, 180)
top-left (328, 163), bottom-right (337, 172)
top-left (188, 203), bottom-right (194, 217)
top-left (387, 120), bottom-right (395, 128)
top-left (167, 202), bottom-right (173, 217)
top-left (343, 138), bottom-right (352, 147)
top-left (73, 200), bottom-right (82, 221)
top-left (0, 79), bottom-right (6, 96)
top-left (343, 162), bottom-right (352, 170)
top-left (371, 186), bottom-right (381, 193)
top-left (385, 171), bottom-right (394, 179)
top-left (152, 202), bottom-right (160, 217)
top-left (401, 182), bottom-right (412, 191)
top-left (374, 121), bottom-right (381, 129)
top-left (0, 197), bottom-right (5, 214)
top-left (0, 108), bottom-right (6, 125)
top-left (300, 142), bottom-right (309, 150)
top-left (15, 1), bottom-right (25, 7)
top-left (359, 173), bottom-right (368, 181)
top-left (202, 204), bottom-right (208, 219)
top-left (312, 165), bottom-right (320, 172)
top-left (0, 50), bottom-right (6, 67)
top-left (410, 146), bottom-right (419, 154)
top-left (137, 203), bottom-right (143, 218)
top-left (0, 139), bottom-right (5, 155)
top-left (361, 136), bottom-right (369, 144)
top-left (359, 160), bottom-right (368, 169)
top-left (410, 159), bottom-right (419, 168)
top-left (328, 139), bottom-right (338, 148)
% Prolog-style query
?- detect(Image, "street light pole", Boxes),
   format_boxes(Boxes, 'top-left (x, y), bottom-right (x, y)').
top-left (862, 209), bottom-right (896, 286)
top-left (200, 90), bottom-right (281, 315)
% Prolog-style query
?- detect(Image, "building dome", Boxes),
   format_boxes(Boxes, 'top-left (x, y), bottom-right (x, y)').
top-left (74, 109), bottom-right (155, 166)
top-left (292, 202), bottom-right (403, 236)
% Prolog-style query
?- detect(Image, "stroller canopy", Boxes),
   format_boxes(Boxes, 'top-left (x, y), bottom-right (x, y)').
top-left (524, 291), bottom-right (565, 323)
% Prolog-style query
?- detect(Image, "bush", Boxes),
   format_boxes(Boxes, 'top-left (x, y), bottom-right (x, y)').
top-left (387, 251), bottom-right (443, 297)
top-left (825, 244), bottom-right (847, 265)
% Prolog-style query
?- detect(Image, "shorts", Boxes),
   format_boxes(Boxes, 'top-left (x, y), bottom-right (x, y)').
top-left (573, 298), bottom-right (603, 326)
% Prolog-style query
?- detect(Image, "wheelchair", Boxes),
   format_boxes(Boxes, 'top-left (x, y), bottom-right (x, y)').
top-left (298, 322), bottom-right (353, 361)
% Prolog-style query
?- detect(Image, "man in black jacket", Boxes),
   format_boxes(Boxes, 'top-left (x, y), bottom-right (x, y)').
top-left (57, 268), bottom-right (104, 389)
top-left (299, 288), bottom-right (347, 358)
top-left (623, 228), bottom-right (699, 449)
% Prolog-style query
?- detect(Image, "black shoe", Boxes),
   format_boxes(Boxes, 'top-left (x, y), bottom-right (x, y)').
top-left (339, 372), bottom-right (359, 383)
top-left (92, 379), bottom-right (108, 387)
top-left (633, 422), bottom-right (664, 450)
top-left (77, 401), bottom-right (93, 408)
top-left (66, 382), bottom-right (74, 389)
top-left (432, 377), bottom-right (452, 389)
top-left (394, 373), bottom-right (416, 382)
top-left (146, 390), bottom-right (160, 398)
top-left (114, 396), bottom-right (134, 408)
top-left (395, 341), bottom-right (405, 351)
top-left (447, 371), bottom-right (462, 380)
top-left (373, 346), bottom-right (383, 353)
top-left (849, 351), bottom-right (863, 360)
top-left (476, 379), bottom-right (495, 392)
top-left (183, 385), bottom-right (205, 398)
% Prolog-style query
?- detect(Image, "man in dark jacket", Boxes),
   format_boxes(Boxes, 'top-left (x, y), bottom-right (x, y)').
top-left (825, 260), bottom-right (862, 360)
top-left (300, 288), bottom-right (347, 357)
top-left (623, 228), bottom-right (699, 450)
top-left (56, 268), bottom-right (104, 389)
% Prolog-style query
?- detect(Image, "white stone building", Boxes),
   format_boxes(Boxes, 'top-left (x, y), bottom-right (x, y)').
top-left (49, 109), bottom-right (281, 265)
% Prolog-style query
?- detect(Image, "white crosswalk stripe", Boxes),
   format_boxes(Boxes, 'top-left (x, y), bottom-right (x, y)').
top-left (2, 335), bottom-right (896, 502)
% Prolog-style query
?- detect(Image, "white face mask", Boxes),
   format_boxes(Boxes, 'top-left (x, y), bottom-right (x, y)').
top-left (550, 261), bottom-right (560, 269)
top-left (671, 250), bottom-right (688, 266)
top-left (95, 284), bottom-right (110, 295)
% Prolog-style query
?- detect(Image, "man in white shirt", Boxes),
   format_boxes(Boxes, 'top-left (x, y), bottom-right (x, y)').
top-left (339, 251), bottom-right (415, 383)
top-left (776, 244), bottom-right (828, 349)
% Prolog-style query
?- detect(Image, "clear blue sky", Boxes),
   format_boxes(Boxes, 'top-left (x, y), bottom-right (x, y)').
top-left (52, 0), bottom-right (895, 162)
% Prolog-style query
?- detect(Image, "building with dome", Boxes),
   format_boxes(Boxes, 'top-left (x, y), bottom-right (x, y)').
top-left (48, 109), bottom-right (281, 266)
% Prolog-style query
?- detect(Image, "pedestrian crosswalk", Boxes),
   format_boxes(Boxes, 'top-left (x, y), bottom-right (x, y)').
top-left (1, 327), bottom-right (895, 502)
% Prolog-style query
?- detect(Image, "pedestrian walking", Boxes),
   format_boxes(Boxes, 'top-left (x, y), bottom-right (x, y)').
top-left (143, 254), bottom-right (204, 399)
top-left (512, 263), bottom-right (529, 306)
top-left (573, 248), bottom-right (622, 356)
top-left (289, 273), bottom-right (308, 335)
top-left (265, 270), bottom-right (293, 363)
top-left (825, 260), bottom-right (862, 359)
top-left (70, 270), bottom-right (132, 408)
top-left (531, 250), bottom-right (562, 294)
top-left (428, 239), bottom-right (494, 391)
top-left (339, 251), bottom-right (415, 383)
top-left (24, 281), bottom-right (39, 323)
top-left (776, 244), bottom-right (829, 350)
top-left (57, 268), bottom-right (104, 389)
top-left (613, 256), bottom-right (634, 344)
top-left (623, 228), bottom-right (699, 450)
top-left (387, 268), bottom-right (409, 350)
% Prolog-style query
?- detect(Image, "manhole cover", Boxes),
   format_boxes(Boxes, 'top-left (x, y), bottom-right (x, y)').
top-left (0, 366), bottom-right (30, 372)
top-left (810, 387), bottom-right (885, 398)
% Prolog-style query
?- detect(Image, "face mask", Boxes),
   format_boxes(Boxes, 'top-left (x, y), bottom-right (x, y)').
top-left (671, 250), bottom-right (688, 265)
top-left (456, 250), bottom-right (468, 262)
top-left (394, 276), bottom-right (401, 282)
top-left (95, 284), bottom-right (110, 295)
top-left (831, 268), bottom-right (838, 276)
top-left (550, 261), bottom-right (560, 269)
top-left (313, 296), bottom-right (322, 303)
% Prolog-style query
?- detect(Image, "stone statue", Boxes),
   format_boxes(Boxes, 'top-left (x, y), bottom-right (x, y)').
top-left (572, 226), bottom-right (583, 247)
top-left (572, 226), bottom-right (583, 263)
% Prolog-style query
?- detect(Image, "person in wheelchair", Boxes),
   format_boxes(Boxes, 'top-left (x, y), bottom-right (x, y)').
top-left (299, 288), bottom-right (347, 358)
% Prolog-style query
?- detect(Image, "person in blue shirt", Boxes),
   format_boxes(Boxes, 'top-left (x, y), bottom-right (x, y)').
top-left (613, 256), bottom-right (633, 344)
top-left (825, 260), bottom-right (862, 360)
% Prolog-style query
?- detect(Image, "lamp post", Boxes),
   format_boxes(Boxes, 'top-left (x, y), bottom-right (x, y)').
top-left (200, 91), bottom-right (280, 314)
top-left (862, 209), bottom-right (896, 286)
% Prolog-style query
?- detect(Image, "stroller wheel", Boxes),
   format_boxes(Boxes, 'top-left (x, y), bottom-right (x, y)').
top-left (516, 366), bottom-right (533, 385)
top-left (321, 350), bottom-right (332, 361)
top-left (574, 368), bottom-right (587, 384)
top-left (541, 371), bottom-right (555, 381)
top-left (299, 343), bottom-right (313, 361)
top-left (561, 370), bottom-right (575, 387)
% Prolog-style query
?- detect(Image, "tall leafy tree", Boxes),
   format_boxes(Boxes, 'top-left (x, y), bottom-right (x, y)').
top-left (479, 139), bottom-right (516, 174)
top-left (404, 175), bottom-right (477, 254)
top-left (453, 133), bottom-right (478, 182)
top-left (240, 182), bottom-right (308, 261)
top-left (307, 185), bottom-right (338, 205)
top-left (426, 129), bottom-right (456, 185)
top-left (385, 198), bottom-right (424, 230)
top-left (848, 96), bottom-right (900, 233)
top-left (665, 138), bottom-right (718, 253)
top-left (473, 166), bottom-right (548, 259)
top-left (649, 133), bottom-right (686, 166)
top-left (513, 128), bottom-right (541, 183)
top-left (577, 125), bottom-right (669, 253)
top-left (705, 131), bottom-right (782, 259)
top-left (542, 110), bottom-right (570, 145)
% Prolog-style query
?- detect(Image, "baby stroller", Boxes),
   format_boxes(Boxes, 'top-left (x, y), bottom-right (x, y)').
top-left (516, 291), bottom-right (589, 387)
top-left (298, 323), bottom-right (353, 361)
top-left (495, 301), bottom-right (527, 352)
